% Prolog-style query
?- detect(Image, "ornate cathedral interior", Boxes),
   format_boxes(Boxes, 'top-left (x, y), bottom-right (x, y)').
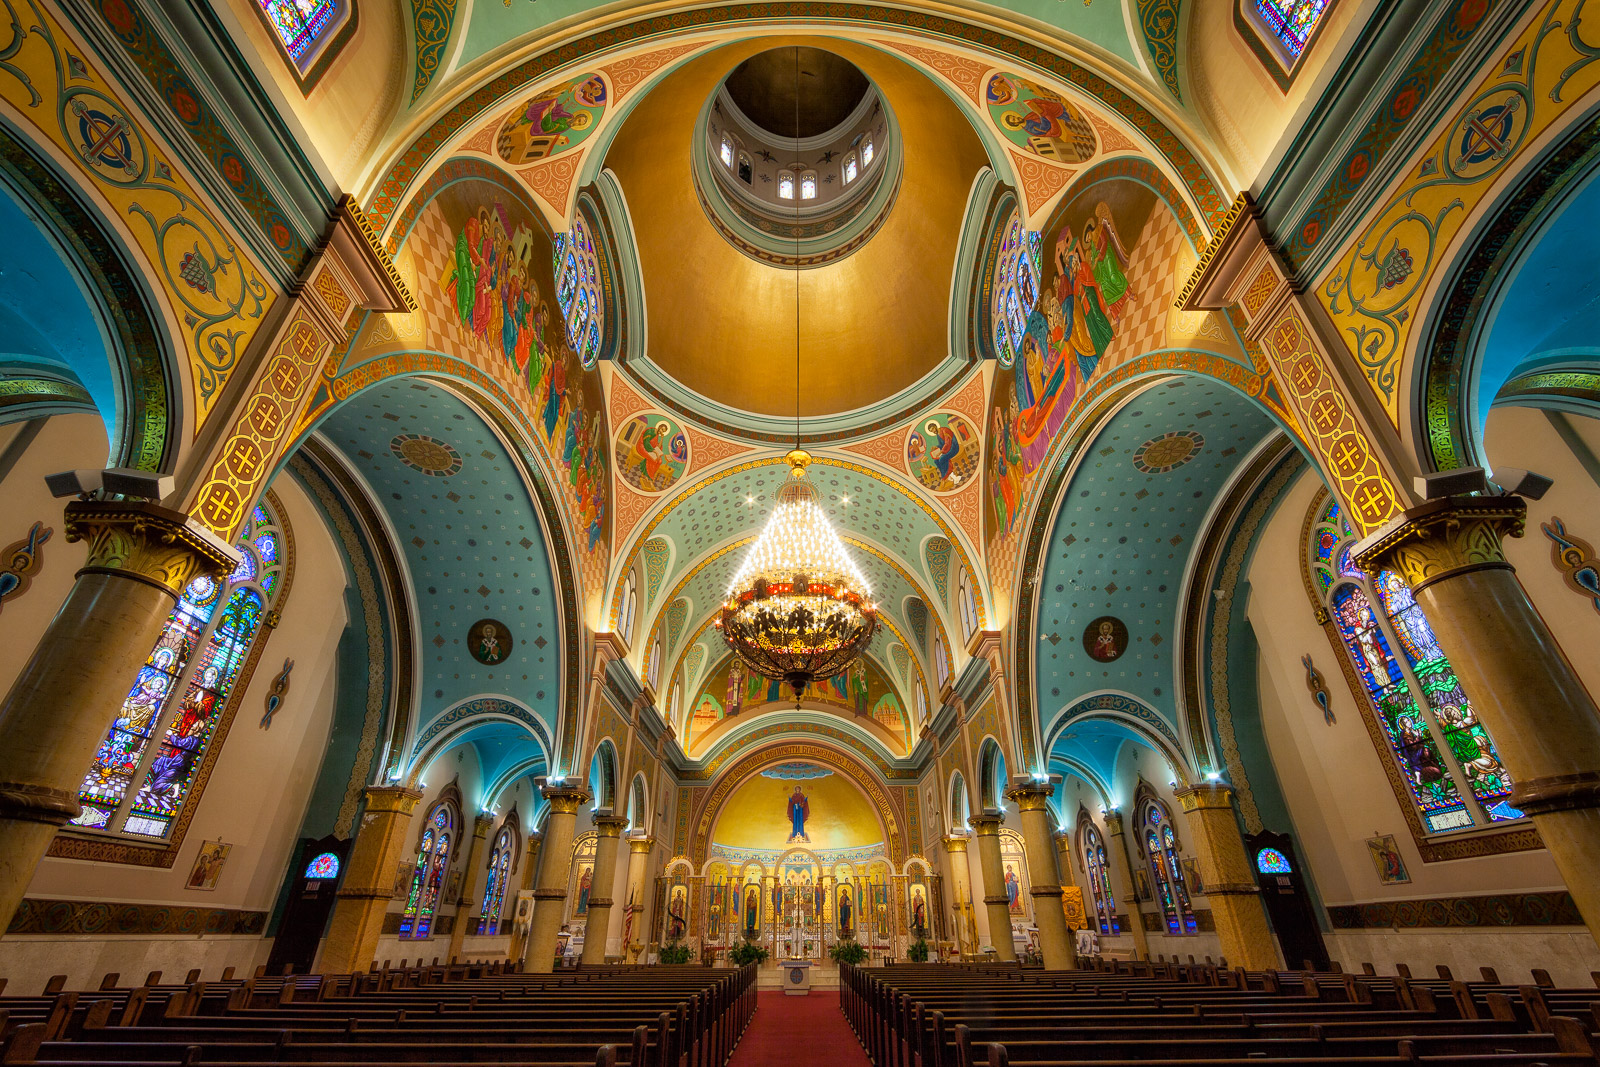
top-left (4, 0), bottom-right (1600, 1062)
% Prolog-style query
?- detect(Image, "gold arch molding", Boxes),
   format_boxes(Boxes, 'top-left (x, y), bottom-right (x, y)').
top-left (690, 741), bottom-right (906, 866)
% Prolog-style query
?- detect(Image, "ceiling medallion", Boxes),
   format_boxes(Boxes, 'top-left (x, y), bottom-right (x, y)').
top-left (717, 449), bottom-right (878, 701)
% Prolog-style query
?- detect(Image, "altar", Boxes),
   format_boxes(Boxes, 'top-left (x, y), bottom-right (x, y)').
top-left (780, 959), bottom-right (813, 995)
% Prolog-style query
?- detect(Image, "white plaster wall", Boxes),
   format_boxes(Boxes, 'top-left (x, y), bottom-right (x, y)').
top-left (0, 472), bottom-right (349, 991)
top-left (1244, 454), bottom-right (1600, 978)
top-left (0, 415), bottom-right (105, 700)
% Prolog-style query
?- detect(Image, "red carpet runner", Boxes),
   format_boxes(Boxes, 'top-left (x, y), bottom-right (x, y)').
top-left (729, 990), bottom-right (871, 1067)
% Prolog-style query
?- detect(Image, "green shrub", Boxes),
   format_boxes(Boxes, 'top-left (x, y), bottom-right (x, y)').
top-left (658, 942), bottom-right (692, 965)
top-left (728, 941), bottom-right (769, 966)
top-left (907, 938), bottom-right (929, 963)
top-left (829, 940), bottom-right (868, 966)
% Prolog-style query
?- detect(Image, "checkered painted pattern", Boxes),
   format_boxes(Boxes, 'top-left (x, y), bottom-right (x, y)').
top-left (1100, 207), bottom-right (1185, 369)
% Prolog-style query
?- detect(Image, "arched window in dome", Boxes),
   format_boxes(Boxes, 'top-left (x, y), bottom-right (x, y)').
top-left (72, 503), bottom-right (288, 842)
top-left (477, 820), bottom-right (518, 934)
top-left (720, 134), bottom-right (734, 167)
top-left (1079, 817), bottom-right (1118, 935)
top-left (957, 567), bottom-right (978, 643)
top-left (988, 208), bottom-right (1039, 367)
top-left (843, 153), bottom-right (858, 184)
top-left (801, 172), bottom-right (817, 200)
top-left (1253, 0), bottom-right (1331, 61)
top-left (861, 133), bottom-right (874, 167)
top-left (618, 571), bottom-right (638, 647)
top-left (778, 172), bottom-right (795, 200)
top-left (553, 217), bottom-right (605, 369)
top-left (1138, 796), bottom-right (1194, 935)
top-left (402, 796), bottom-right (459, 939)
top-left (738, 153), bottom-right (753, 184)
top-left (1307, 496), bottom-right (1521, 834)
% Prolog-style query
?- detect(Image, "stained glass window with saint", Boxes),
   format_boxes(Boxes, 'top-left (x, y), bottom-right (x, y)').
top-left (1254, 0), bottom-right (1330, 60)
top-left (258, 0), bottom-right (339, 64)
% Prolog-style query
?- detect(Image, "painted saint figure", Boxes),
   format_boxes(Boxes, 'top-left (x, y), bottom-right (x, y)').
top-left (786, 785), bottom-right (811, 844)
top-left (838, 886), bottom-right (854, 938)
top-left (850, 659), bottom-right (869, 716)
top-left (744, 884), bottom-right (760, 939)
top-left (726, 660), bottom-right (745, 717)
top-left (910, 886), bottom-right (928, 938)
top-left (666, 885), bottom-right (687, 941)
top-left (1005, 864), bottom-right (1021, 914)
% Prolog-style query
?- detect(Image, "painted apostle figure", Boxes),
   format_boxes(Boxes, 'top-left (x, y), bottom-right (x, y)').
top-left (786, 785), bottom-right (811, 844)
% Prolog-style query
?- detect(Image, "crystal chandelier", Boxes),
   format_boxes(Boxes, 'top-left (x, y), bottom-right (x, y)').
top-left (717, 449), bottom-right (878, 700)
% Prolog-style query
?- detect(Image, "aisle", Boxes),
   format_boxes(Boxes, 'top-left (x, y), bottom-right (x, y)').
top-left (728, 990), bottom-right (871, 1067)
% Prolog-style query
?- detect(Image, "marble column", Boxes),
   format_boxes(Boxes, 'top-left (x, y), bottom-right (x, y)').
top-left (320, 785), bottom-right (424, 973)
top-left (968, 812), bottom-right (1016, 961)
top-left (506, 832), bottom-right (542, 963)
top-left (446, 813), bottom-right (494, 962)
top-left (941, 834), bottom-right (976, 956)
top-left (620, 835), bottom-right (652, 962)
top-left (1356, 495), bottom-right (1600, 948)
top-left (1102, 810), bottom-right (1150, 961)
top-left (0, 501), bottom-right (234, 937)
top-left (1175, 784), bottom-right (1277, 970)
top-left (523, 783), bottom-right (590, 973)
top-left (1004, 782), bottom-right (1076, 969)
top-left (580, 813), bottom-right (628, 964)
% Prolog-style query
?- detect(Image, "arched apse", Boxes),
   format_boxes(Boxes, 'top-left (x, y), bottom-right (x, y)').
top-left (406, 697), bottom-right (551, 814)
top-left (0, 128), bottom-right (173, 470)
top-left (1418, 118), bottom-right (1600, 472)
top-left (1020, 375), bottom-right (1280, 771)
top-left (590, 738), bottom-right (619, 811)
top-left (314, 377), bottom-right (569, 775)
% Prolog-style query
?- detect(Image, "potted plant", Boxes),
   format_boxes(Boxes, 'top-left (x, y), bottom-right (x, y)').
top-left (659, 942), bottom-right (692, 964)
top-left (829, 939), bottom-right (868, 966)
top-left (728, 940), bottom-right (769, 966)
top-left (907, 938), bottom-right (929, 963)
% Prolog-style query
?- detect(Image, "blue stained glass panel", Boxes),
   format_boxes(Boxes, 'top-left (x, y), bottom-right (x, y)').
top-left (306, 852), bottom-right (340, 878)
top-left (1256, 848), bottom-right (1292, 874)
top-left (1255, 0), bottom-right (1330, 60)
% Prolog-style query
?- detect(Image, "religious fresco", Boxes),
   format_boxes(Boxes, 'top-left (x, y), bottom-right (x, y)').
top-left (614, 413), bottom-right (689, 493)
top-left (710, 765), bottom-right (883, 853)
top-left (346, 176), bottom-right (612, 582)
top-left (983, 178), bottom-right (1183, 587)
top-left (684, 654), bottom-right (908, 750)
top-left (906, 413), bottom-right (980, 493)
top-left (985, 73), bottom-right (1097, 164)
top-left (496, 74), bottom-right (608, 164)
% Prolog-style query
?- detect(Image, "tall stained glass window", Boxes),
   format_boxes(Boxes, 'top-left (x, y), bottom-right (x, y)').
top-left (478, 824), bottom-right (516, 934)
top-left (1254, 0), bottom-right (1330, 61)
top-left (801, 172), bottom-right (817, 200)
top-left (1080, 820), bottom-right (1118, 935)
top-left (778, 172), bottom-right (795, 200)
top-left (401, 800), bottom-right (457, 939)
top-left (73, 504), bottom-right (285, 840)
top-left (989, 208), bottom-right (1040, 367)
top-left (553, 217), bottom-right (605, 369)
top-left (1139, 798), bottom-right (1194, 935)
top-left (1308, 497), bottom-right (1523, 834)
top-left (258, 0), bottom-right (340, 65)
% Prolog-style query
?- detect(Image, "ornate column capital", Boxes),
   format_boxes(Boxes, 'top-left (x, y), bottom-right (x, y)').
top-left (1352, 494), bottom-right (1524, 594)
top-left (1175, 782), bottom-right (1234, 813)
top-left (540, 783), bottom-right (593, 813)
top-left (471, 812), bottom-right (494, 837)
top-left (968, 812), bottom-right (1002, 835)
top-left (65, 499), bottom-right (236, 598)
top-left (595, 814), bottom-right (629, 837)
top-left (628, 835), bottom-right (654, 854)
top-left (362, 784), bottom-right (424, 815)
top-left (1102, 809), bottom-right (1126, 835)
top-left (1002, 781), bottom-right (1053, 812)
top-left (941, 833), bottom-right (969, 853)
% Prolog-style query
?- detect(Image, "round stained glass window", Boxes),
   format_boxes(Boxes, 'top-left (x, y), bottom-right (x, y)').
top-left (1256, 847), bottom-right (1292, 874)
top-left (305, 852), bottom-right (340, 879)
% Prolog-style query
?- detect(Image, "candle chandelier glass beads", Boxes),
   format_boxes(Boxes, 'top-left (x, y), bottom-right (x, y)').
top-left (717, 450), bottom-right (878, 700)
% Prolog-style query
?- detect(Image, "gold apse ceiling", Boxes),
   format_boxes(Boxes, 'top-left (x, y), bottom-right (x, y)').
top-left (604, 38), bottom-right (989, 418)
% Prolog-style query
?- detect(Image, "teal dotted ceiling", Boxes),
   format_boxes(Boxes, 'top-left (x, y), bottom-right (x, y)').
top-left (1034, 378), bottom-right (1275, 736)
top-left (319, 378), bottom-right (561, 734)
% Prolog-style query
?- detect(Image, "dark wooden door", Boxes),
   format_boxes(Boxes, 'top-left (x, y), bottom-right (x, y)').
top-left (1245, 830), bottom-right (1328, 970)
top-left (268, 835), bottom-right (349, 974)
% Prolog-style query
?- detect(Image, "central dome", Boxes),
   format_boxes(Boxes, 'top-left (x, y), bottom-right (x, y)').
top-left (723, 47), bottom-right (871, 138)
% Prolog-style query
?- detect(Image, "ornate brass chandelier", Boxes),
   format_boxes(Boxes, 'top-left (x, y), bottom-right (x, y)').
top-left (716, 49), bottom-right (877, 700)
top-left (717, 449), bottom-right (878, 700)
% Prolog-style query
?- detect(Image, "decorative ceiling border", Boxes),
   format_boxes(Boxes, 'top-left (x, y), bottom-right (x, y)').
top-left (361, 4), bottom-right (1225, 235)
